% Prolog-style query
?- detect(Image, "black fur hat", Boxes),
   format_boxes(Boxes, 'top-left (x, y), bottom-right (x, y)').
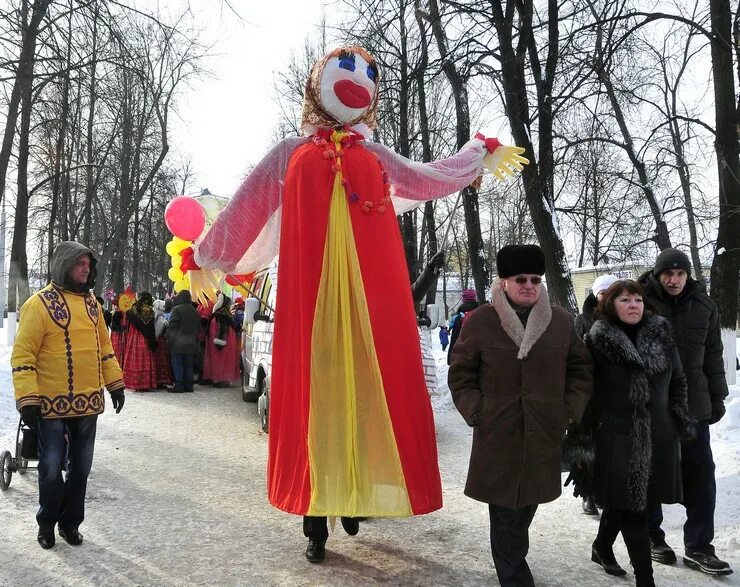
top-left (496, 244), bottom-right (545, 278)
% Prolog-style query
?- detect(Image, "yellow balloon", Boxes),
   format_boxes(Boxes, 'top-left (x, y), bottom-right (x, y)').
top-left (168, 267), bottom-right (184, 282)
top-left (173, 280), bottom-right (186, 293)
top-left (170, 254), bottom-right (181, 269)
top-left (165, 240), bottom-right (179, 256)
top-left (178, 275), bottom-right (190, 289)
top-left (172, 236), bottom-right (191, 252)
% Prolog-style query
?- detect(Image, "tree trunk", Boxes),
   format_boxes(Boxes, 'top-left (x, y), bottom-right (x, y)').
top-left (428, 0), bottom-right (488, 303)
top-left (414, 0), bottom-right (440, 307)
top-left (7, 0), bottom-right (50, 310)
top-left (0, 0), bottom-right (51, 209)
top-left (488, 0), bottom-right (577, 312)
top-left (709, 0), bottom-right (740, 383)
top-left (83, 1), bottom-right (99, 245)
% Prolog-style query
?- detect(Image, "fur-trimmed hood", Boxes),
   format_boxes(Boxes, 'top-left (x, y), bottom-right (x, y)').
top-left (491, 279), bottom-right (552, 360)
top-left (588, 314), bottom-right (673, 375)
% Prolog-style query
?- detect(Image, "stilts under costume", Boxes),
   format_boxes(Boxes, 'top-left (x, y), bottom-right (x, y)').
top-left (191, 47), bottom-right (528, 518)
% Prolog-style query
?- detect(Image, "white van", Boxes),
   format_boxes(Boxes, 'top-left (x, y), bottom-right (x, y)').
top-left (240, 262), bottom-right (277, 433)
top-left (240, 260), bottom-right (443, 433)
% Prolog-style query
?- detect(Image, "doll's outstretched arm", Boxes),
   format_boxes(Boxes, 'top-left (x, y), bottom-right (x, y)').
top-left (195, 137), bottom-right (308, 273)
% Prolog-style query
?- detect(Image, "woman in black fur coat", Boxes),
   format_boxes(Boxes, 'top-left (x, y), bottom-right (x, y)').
top-left (584, 280), bottom-right (695, 587)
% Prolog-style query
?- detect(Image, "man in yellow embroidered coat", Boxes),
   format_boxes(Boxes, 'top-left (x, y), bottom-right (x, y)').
top-left (12, 241), bottom-right (125, 549)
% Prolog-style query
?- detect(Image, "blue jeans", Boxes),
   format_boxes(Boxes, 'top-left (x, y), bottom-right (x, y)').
top-left (171, 353), bottom-right (194, 390)
top-left (649, 422), bottom-right (716, 552)
top-left (36, 415), bottom-right (97, 530)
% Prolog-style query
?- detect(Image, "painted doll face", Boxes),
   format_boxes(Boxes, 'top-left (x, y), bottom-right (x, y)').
top-left (319, 50), bottom-right (378, 124)
top-left (118, 292), bottom-right (135, 312)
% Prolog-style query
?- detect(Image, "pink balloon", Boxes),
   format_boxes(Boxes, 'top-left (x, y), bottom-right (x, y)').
top-left (164, 196), bottom-right (205, 240)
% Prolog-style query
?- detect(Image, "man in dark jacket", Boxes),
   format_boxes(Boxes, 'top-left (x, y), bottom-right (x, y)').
top-left (449, 245), bottom-right (593, 587)
top-left (638, 248), bottom-right (731, 576)
top-left (166, 290), bottom-right (201, 393)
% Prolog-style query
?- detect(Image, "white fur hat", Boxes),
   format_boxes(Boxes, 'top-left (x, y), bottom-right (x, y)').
top-left (592, 274), bottom-right (619, 296)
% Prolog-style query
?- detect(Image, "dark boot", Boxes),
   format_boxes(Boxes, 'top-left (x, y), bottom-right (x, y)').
top-left (683, 550), bottom-right (733, 576)
top-left (341, 517), bottom-right (360, 536)
top-left (59, 526), bottom-right (83, 546)
top-left (591, 544), bottom-right (627, 576)
top-left (634, 572), bottom-right (656, 587)
top-left (582, 496), bottom-right (598, 515)
top-left (305, 539), bottom-right (326, 563)
top-left (650, 537), bottom-right (676, 564)
top-left (37, 525), bottom-right (55, 549)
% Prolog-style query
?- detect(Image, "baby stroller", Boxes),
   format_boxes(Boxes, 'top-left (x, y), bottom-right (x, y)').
top-left (0, 418), bottom-right (39, 490)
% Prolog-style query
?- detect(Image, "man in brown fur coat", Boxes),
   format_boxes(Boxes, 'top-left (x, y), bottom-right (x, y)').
top-left (449, 244), bottom-right (593, 587)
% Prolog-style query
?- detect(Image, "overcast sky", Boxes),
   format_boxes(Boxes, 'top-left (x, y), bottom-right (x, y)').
top-left (166, 0), bottom-right (328, 197)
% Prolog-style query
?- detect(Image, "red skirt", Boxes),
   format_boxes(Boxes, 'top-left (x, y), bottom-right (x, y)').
top-left (111, 331), bottom-right (126, 368)
top-left (156, 337), bottom-right (173, 385)
top-left (202, 320), bottom-right (240, 383)
top-left (122, 328), bottom-right (157, 390)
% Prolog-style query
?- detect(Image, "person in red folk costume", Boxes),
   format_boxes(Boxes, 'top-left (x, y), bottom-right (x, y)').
top-left (190, 46), bottom-right (529, 563)
top-left (110, 287), bottom-right (135, 368)
top-left (194, 297), bottom-right (214, 384)
top-left (109, 302), bottom-right (126, 368)
top-left (122, 292), bottom-right (158, 391)
top-left (202, 293), bottom-right (240, 388)
top-left (153, 299), bottom-right (173, 388)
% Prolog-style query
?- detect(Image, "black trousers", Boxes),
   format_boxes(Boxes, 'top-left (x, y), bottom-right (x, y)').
top-left (303, 516), bottom-right (329, 541)
top-left (37, 415), bottom-right (97, 530)
top-left (649, 422), bottom-right (716, 553)
top-left (488, 504), bottom-right (538, 587)
top-left (303, 516), bottom-right (363, 541)
top-left (595, 508), bottom-right (653, 583)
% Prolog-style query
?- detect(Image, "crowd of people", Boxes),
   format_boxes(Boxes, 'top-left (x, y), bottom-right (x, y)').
top-left (448, 245), bottom-right (731, 587)
top-left (8, 239), bottom-right (734, 587)
top-left (110, 290), bottom-right (243, 393)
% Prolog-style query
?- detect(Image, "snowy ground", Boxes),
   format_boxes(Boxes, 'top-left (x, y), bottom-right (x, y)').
top-left (0, 330), bottom-right (737, 586)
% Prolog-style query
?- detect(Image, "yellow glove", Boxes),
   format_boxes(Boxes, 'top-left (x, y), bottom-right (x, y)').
top-left (483, 144), bottom-right (530, 181)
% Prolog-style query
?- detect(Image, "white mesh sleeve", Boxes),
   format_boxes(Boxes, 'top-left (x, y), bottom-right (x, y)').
top-left (194, 137), bottom-right (308, 274)
top-left (363, 138), bottom-right (486, 214)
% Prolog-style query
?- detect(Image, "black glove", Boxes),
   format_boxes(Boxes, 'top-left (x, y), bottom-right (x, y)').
top-left (110, 389), bottom-right (125, 414)
top-left (20, 405), bottom-right (41, 429)
top-left (564, 463), bottom-right (594, 499)
top-left (709, 402), bottom-right (725, 425)
top-left (679, 420), bottom-right (698, 443)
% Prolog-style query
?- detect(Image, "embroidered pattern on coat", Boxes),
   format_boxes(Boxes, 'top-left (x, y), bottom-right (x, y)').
top-left (86, 294), bottom-right (104, 390)
top-left (39, 286), bottom-right (76, 398)
top-left (85, 294), bottom-right (99, 325)
top-left (40, 287), bottom-right (71, 329)
top-left (39, 389), bottom-right (104, 418)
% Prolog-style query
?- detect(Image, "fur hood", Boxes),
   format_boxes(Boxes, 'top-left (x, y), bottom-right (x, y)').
top-left (491, 279), bottom-right (552, 359)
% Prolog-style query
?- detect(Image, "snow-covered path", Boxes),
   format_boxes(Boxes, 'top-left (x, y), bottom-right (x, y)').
top-left (0, 341), bottom-right (737, 586)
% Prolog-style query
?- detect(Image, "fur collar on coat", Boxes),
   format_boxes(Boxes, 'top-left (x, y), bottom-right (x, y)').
top-left (588, 314), bottom-right (673, 375)
top-left (491, 279), bottom-right (552, 360)
top-left (586, 313), bottom-right (673, 510)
